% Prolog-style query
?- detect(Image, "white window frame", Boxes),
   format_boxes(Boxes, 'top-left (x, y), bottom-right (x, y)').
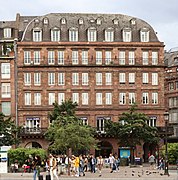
top-left (123, 28), bottom-right (132, 42)
top-left (3, 28), bottom-right (11, 38)
top-left (72, 93), bottom-right (79, 104)
top-left (105, 51), bottom-right (112, 65)
top-left (129, 51), bottom-right (135, 65)
top-left (152, 73), bottom-right (158, 85)
top-left (96, 51), bottom-right (102, 65)
top-left (82, 73), bottom-right (88, 85)
top-left (105, 28), bottom-right (114, 42)
top-left (34, 93), bottom-right (41, 105)
top-left (88, 27), bottom-right (97, 42)
top-left (24, 73), bottom-right (31, 86)
top-left (119, 51), bottom-right (125, 65)
top-left (82, 50), bottom-right (88, 65)
top-left (105, 92), bottom-right (112, 105)
top-left (34, 51), bottom-right (40, 65)
top-left (48, 92), bottom-right (55, 105)
top-left (72, 73), bottom-right (79, 85)
top-left (1, 102), bottom-right (11, 115)
top-left (24, 51), bottom-right (31, 64)
top-left (96, 73), bottom-right (102, 85)
top-left (1, 63), bottom-right (10, 79)
top-left (33, 28), bottom-right (42, 42)
top-left (129, 93), bottom-right (135, 104)
top-left (1, 83), bottom-right (10, 98)
top-left (129, 73), bottom-right (135, 84)
top-left (51, 28), bottom-right (60, 42)
top-left (140, 29), bottom-right (149, 42)
top-left (48, 51), bottom-right (55, 65)
top-left (152, 92), bottom-right (158, 104)
top-left (58, 73), bottom-right (65, 85)
top-left (143, 73), bottom-right (149, 84)
top-left (96, 93), bottom-right (102, 105)
top-left (152, 51), bottom-right (158, 65)
top-left (142, 92), bottom-right (149, 104)
top-left (119, 73), bottom-right (125, 84)
top-left (25, 92), bottom-right (31, 105)
top-left (58, 93), bottom-right (65, 105)
top-left (34, 73), bottom-right (41, 86)
top-left (119, 93), bottom-right (126, 105)
top-left (82, 93), bottom-right (88, 105)
top-left (142, 51), bottom-right (149, 65)
top-left (48, 72), bottom-right (55, 85)
top-left (105, 73), bottom-right (112, 85)
top-left (69, 28), bottom-right (78, 42)
top-left (58, 50), bottom-right (64, 65)
top-left (72, 51), bottom-right (78, 65)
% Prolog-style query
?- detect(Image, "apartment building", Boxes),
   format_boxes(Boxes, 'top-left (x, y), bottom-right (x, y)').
top-left (164, 47), bottom-right (178, 143)
top-left (1, 13), bottom-right (166, 160)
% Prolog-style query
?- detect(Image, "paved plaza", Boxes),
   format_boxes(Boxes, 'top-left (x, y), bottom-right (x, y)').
top-left (0, 166), bottom-right (178, 180)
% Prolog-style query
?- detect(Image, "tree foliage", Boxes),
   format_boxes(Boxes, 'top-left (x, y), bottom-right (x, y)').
top-left (0, 112), bottom-right (21, 147)
top-left (45, 100), bottom-right (97, 154)
top-left (105, 104), bottom-right (159, 147)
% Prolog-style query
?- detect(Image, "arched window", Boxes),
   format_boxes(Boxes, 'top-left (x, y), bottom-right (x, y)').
top-left (33, 27), bottom-right (42, 42)
top-left (122, 28), bottom-right (132, 42)
top-left (78, 18), bottom-right (84, 25)
top-left (61, 18), bottom-right (66, 24)
top-left (43, 17), bottom-right (49, 25)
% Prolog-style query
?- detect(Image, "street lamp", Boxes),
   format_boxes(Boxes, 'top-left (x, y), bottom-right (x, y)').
top-left (164, 111), bottom-right (169, 175)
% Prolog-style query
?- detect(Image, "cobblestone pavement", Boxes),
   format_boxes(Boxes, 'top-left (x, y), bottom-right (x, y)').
top-left (0, 166), bottom-right (178, 180)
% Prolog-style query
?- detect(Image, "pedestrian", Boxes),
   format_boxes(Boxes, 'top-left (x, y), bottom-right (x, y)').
top-left (79, 155), bottom-right (85, 176)
top-left (32, 156), bottom-right (41, 180)
top-left (48, 154), bottom-right (59, 180)
top-left (97, 156), bottom-right (103, 177)
top-left (83, 155), bottom-right (88, 172)
top-left (148, 154), bottom-right (155, 170)
top-left (157, 157), bottom-right (164, 170)
top-left (91, 154), bottom-right (96, 173)
top-left (109, 153), bottom-right (115, 173)
top-left (74, 155), bottom-right (80, 177)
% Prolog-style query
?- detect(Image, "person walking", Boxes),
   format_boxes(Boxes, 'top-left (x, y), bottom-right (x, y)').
top-left (97, 156), bottom-right (103, 177)
top-left (48, 154), bottom-right (59, 180)
top-left (32, 156), bottom-right (41, 180)
top-left (148, 154), bottom-right (155, 170)
top-left (109, 153), bottom-right (115, 173)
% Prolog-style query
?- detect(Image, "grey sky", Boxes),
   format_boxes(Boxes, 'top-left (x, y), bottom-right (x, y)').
top-left (1, 0), bottom-right (178, 51)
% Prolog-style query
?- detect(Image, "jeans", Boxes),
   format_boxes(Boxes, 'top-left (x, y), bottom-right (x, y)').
top-left (33, 169), bottom-right (37, 180)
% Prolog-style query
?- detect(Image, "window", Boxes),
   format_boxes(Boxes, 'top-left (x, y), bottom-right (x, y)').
top-left (34, 73), bottom-right (41, 86)
top-left (96, 73), bottom-right (102, 85)
top-left (96, 51), bottom-right (102, 65)
top-left (88, 27), bottom-right (97, 42)
top-left (80, 117), bottom-right (88, 125)
top-left (1, 102), bottom-right (11, 115)
top-left (176, 81), bottom-right (178, 89)
top-left (152, 51), bottom-right (158, 65)
top-left (48, 93), bottom-right (55, 105)
top-left (82, 93), bottom-right (88, 105)
top-left (82, 73), bottom-right (88, 85)
top-left (1, 63), bottom-right (10, 79)
top-left (105, 73), bottom-right (112, 85)
top-left (33, 28), bottom-right (42, 42)
top-left (3, 28), bottom-right (11, 38)
top-left (69, 28), bottom-right (78, 42)
top-left (26, 118), bottom-right (40, 130)
top-left (72, 73), bottom-right (79, 85)
top-left (58, 50), bottom-right (64, 65)
top-left (119, 93), bottom-right (126, 105)
top-left (129, 51), bottom-right (135, 65)
top-left (51, 28), bottom-right (60, 42)
top-left (113, 19), bottom-right (119, 25)
top-left (152, 92), bottom-right (158, 104)
top-left (78, 18), bottom-right (84, 25)
top-left (119, 73), bottom-right (125, 84)
top-left (25, 92), bottom-right (31, 105)
top-left (72, 51), bottom-right (78, 65)
top-left (97, 18), bottom-right (102, 25)
top-left (96, 117), bottom-right (111, 133)
top-left (106, 93), bottom-right (112, 105)
top-left (123, 28), bottom-right (132, 42)
top-left (140, 28), bottom-right (149, 42)
top-left (82, 50), bottom-right (88, 65)
top-left (142, 92), bottom-right (149, 104)
top-left (142, 73), bottom-right (148, 84)
top-left (105, 51), bottom-right (112, 65)
top-left (58, 93), bottom-right (65, 105)
top-left (61, 18), bottom-right (66, 24)
top-left (129, 93), bottom-right (135, 104)
top-left (129, 73), bottom-right (135, 84)
top-left (105, 28), bottom-right (114, 42)
top-left (48, 51), bottom-right (55, 65)
top-left (43, 18), bottom-right (48, 24)
top-left (58, 73), bottom-right (65, 85)
top-left (168, 82), bottom-right (174, 91)
top-left (72, 93), bottom-right (79, 104)
top-left (119, 51), bottom-right (125, 65)
top-left (152, 73), bottom-right (158, 85)
top-left (48, 73), bottom-right (55, 85)
top-left (34, 93), bottom-right (41, 105)
top-left (142, 51), bottom-right (149, 65)
top-left (1, 83), bottom-right (10, 98)
top-left (24, 73), bottom-right (31, 86)
top-left (96, 93), bottom-right (102, 105)
top-left (24, 51), bottom-right (31, 64)
top-left (34, 51), bottom-right (40, 64)
top-left (147, 117), bottom-right (157, 127)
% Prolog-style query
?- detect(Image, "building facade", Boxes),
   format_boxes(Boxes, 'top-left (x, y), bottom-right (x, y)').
top-left (1, 13), bottom-right (166, 160)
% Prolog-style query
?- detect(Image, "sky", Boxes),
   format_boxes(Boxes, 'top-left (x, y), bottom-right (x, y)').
top-left (1, 0), bottom-right (178, 51)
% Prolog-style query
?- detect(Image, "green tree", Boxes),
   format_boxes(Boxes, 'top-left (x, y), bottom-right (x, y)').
top-left (0, 112), bottom-right (21, 147)
top-left (45, 100), bottom-right (97, 154)
top-left (105, 104), bottom-right (159, 164)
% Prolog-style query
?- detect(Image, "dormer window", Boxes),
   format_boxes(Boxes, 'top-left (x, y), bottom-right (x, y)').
top-left (61, 18), bottom-right (66, 25)
top-left (79, 18), bottom-right (84, 25)
top-left (89, 19), bottom-right (95, 23)
top-left (69, 27), bottom-right (78, 42)
top-left (113, 19), bottom-right (119, 25)
top-left (33, 28), bottom-right (42, 42)
top-left (43, 18), bottom-right (49, 25)
top-left (87, 27), bottom-right (97, 42)
top-left (34, 18), bottom-right (40, 24)
top-left (51, 27), bottom-right (60, 42)
top-left (140, 28), bottom-right (149, 42)
top-left (130, 18), bottom-right (136, 25)
top-left (105, 28), bottom-right (114, 42)
top-left (3, 28), bottom-right (11, 38)
top-left (122, 28), bottom-right (132, 42)
top-left (97, 18), bottom-right (102, 25)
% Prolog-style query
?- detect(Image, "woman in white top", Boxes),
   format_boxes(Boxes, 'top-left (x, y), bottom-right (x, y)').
top-left (97, 156), bottom-right (104, 177)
